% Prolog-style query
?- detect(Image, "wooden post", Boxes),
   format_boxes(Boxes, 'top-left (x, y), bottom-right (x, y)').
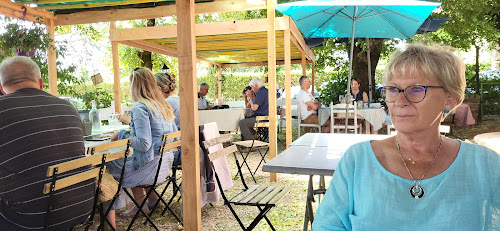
top-left (46, 19), bottom-right (58, 96)
top-left (311, 62), bottom-right (315, 96)
top-left (267, 0), bottom-right (277, 182)
top-left (301, 51), bottom-right (306, 77)
top-left (176, 0), bottom-right (201, 230)
top-left (110, 21), bottom-right (121, 114)
top-left (284, 17), bottom-right (292, 148)
top-left (218, 66), bottom-right (222, 104)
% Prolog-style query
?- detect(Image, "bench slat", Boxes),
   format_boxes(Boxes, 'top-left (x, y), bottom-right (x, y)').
top-left (203, 133), bottom-right (233, 149)
top-left (236, 185), bottom-right (267, 204)
top-left (248, 185), bottom-right (276, 205)
top-left (87, 138), bottom-right (131, 155)
top-left (46, 152), bottom-right (106, 177)
top-left (208, 145), bottom-right (237, 162)
top-left (257, 185), bottom-right (284, 205)
top-left (268, 186), bottom-right (292, 205)
top-left (230, 185), bottom-right (259, 203)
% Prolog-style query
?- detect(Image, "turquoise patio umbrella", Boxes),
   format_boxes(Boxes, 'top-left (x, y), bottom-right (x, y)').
top-left (276, 0), bottom-right (440, 130)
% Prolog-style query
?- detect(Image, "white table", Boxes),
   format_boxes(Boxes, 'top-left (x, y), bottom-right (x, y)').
top-left (198, 108), bottom-right (250, 132)
top-left (263, 133), bottom-right (389, 231)
top-left (474, 132), bottom-right (500, 154)
top-left (318, 106), bottom-right (386, 133)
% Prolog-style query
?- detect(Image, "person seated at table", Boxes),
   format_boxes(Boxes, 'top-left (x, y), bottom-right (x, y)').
top-left (198, 82), bottom-right (213, 110)
top-left (313, 44), bottom-right (500, 230)
top-left (297, 75), bottom-right (330, 133)
top-left (155, 72), bottom-right (181, 165)
top-left (238, 78), bottom-right (269, 140)
top-left (0, 57), bottom-right (94, 230)
top-left (350, 78), bottom-right (368, 103)
top-left (106, 67), bottom-right (177, 229)
top-left (242, 85), bottom-right (254, 109)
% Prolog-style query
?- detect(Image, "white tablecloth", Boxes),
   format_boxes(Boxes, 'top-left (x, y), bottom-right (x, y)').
top-left (318, 107), bottom-right (387, 132)
top-left (474, 132), bottom-right (500, 154)
top-left (198, 108), bottom-right (250, 132)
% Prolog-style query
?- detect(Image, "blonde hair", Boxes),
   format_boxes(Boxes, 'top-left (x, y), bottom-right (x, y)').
top-left (383, 44), bottom-right (466, 108)
top-left (155, 72), bottom-right (176, 93)
top-left (129, 67), bottom-right (174, 121)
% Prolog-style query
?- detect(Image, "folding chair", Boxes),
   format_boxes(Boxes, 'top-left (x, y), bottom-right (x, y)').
top-left (125, 131), bottom-right (183, 230)
top-left (44, 151), bottom-right (108, 231)
top-left (297, 103), bottom-right (322, 137)
top-left (233, 116), bottom-right (278, 183)
top-left (330, 101), bottom-right (362, 134)
top-left (202, 133), bottom-right (292, 231)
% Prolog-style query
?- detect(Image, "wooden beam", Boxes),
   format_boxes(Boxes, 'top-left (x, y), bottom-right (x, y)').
top-left (267, 0), bottom-right (277, 183)
top-left (284, 17), bottom-right (292, 148)
top-left (218, 67), bottom-right (222, 104)
top-left (301, 51), bottom-right (306, 76)
top-left (311, 62), bottom-right (315, 96)
top-left (55, 0), bottom-right (266, 26)
top-left (46, 19), bottom-right (57, 96)
top-left (110, 22), bottom-right (121, 114)
top-left (176, 0), bottom-right (201, 230)
top-left (0, 0), bottom-right (56, 22)
top-left (37, 0), bottom-right (164, 10)
top-left (221, 59), bottom-right (311, 68)
top-left (118, 40), bottom-right (178, 57)
top-left (109, 17), bottom-right (288, 42)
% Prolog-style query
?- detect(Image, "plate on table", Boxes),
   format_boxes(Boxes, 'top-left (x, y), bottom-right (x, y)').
top-left (84, 133), bottom-right (113, 141)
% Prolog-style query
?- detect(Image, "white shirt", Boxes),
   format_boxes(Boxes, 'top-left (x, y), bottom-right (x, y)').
top-left (198, 97), bottom-right (207, 109)
top-left (296, 89), bottom-right (316, 119)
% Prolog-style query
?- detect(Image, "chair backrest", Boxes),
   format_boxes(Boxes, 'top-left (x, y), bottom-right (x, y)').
top-left (87, 138), bottom-right (131, 155)
top-left (330, 101), bottom-right (360, 134)
top-left (388, 125), bottom-right (450, 135)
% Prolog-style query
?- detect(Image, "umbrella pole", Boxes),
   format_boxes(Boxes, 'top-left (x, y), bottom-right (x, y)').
top-left (345, 6), bottom-right (357, 132)
top-left (367, 38), bottom-right (372, 103)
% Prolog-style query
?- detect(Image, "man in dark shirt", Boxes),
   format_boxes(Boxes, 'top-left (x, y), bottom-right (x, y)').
top-left (238, 78), bottom-right (269, 140)
top-left (0, 57), bottom-right (94, 230)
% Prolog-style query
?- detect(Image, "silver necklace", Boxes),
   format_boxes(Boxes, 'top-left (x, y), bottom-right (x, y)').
top-left (396, 135), bottom-right (443, 199)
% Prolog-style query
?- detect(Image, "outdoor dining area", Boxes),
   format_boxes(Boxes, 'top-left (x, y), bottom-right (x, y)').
top-left (1, 0), bottom-right (500, 231)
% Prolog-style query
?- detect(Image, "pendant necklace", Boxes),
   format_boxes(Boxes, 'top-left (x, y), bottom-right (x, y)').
top-left (396, 135), bottom-right (443, 199)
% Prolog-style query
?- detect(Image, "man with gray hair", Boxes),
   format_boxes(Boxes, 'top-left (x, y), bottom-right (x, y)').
top-left (0, 57), bottom-right (94, 230)
top-left (238, 78), bottom-right (269, 140)
top-left (198, 82), bottom-right (213, 110)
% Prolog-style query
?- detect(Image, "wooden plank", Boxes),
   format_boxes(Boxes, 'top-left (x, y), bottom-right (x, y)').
top-left (119, 40), bottom-right (178, 57)
top-left (248, 185), bottom-right (275, 205)
top-left (46, 19), bottom-right (58, 96)
top-left (166, 131), bottom-right (181, 139)
top-left (0, 0), bottom-right (56, 22)
top-left (268, 186), bottom-right (292, 205)
top-left (110, 21), bottom-right (121, 114)
top-left (163, 140), bottom-right (182, 151)
top-left (208, 145), bottom-right (237, 162)
top-left (284, 20), bottom-right (292, 148)
top-left (218, 67), bottom-right (222, 104)
top-left (110, 17), bottom-right (287, 42)
top-left (258, 185), bottom-right (283, 205)
top-left (202, 133), bottom-right (233, 149)
top-left (312, 62), bottom-right (315, 95)
top-left (301, 51), bottom-right (306, 76)
top-left (43, 167), bottom-right (101, 194)
top-left (46, 152), bottom-right (106, 177)
top-left (177, 1), bottom-right (201, 229)
top-left (54, 0), bottom-right (266, 26)
top-left (37, 0), bottom-right (163, 10)
top-left (106, 150), bottom-right (128, 162)
top-left (236, 185), bottom-right (267, 204)
top-left (230, 185), bottom-right (259, 203)
top-left (87, 138), bottom-right (130, 154)
top-left (221, 59), bottom-right (312, 68)
top-left (267, 0), bottom-right (277, 183)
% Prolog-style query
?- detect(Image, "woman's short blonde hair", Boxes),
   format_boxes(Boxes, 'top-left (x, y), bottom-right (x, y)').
top-left (129, 67), bottom-right (174, 121)
top-left (382, 44), bottom-right (466, 107)
top-left (155, 72), bottom-right (176, 94)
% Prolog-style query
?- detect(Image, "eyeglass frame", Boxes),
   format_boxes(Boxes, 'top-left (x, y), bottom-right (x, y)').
top-left (380, 85), bottom-right (444, 103)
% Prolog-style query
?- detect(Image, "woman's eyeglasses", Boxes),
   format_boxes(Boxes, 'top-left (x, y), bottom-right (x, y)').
top-left (380, 85), bottom-right (443, 103)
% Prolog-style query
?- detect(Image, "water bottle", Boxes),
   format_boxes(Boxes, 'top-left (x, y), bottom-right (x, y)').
top-left (89, 100), bottom-right (101, 134)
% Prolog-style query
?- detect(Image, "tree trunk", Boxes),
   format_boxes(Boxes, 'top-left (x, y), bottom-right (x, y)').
top-left (475, 44), bottom-right (480, 94)
top-left (346, 39), bottom-right (384, 100)
top-left (137, 19), bottom-right (155, 69)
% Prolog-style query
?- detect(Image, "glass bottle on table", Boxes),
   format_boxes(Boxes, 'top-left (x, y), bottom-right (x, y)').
top-left (89, 100), bottom-right (102, 134)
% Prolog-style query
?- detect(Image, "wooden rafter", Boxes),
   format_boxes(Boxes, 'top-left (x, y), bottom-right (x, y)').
top-left (36, 0), bottom-right (171, 10)
top-left (54, 0), bottom-right (266, 26)
top-left (0, 0), bottom-right (55, 22)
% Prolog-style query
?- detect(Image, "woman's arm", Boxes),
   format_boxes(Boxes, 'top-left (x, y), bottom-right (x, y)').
top-left (363, 91), bottom-right (369, 103)
top-left (130, 104), bottom-right (152, 152)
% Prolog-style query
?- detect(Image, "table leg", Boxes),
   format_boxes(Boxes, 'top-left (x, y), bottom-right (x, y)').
top-left (303, 175), bottom-right (315, 231)
top-left (317, 176), bottom-right (325, 204)
top-left (365, 120), bottom-right (371, 134)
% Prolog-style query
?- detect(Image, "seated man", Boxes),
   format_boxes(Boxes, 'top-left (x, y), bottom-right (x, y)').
top-left (238, 78), bottom-right (269, 140)
top-left (297, 75), bottom-right (330, 133)
top-left (198, 82), bottom-right (213, 110)
top-left (0, 57), bottom-right (94, 230)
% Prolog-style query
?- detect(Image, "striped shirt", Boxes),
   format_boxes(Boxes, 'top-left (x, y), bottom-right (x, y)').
top-left (0, 88), bottom-right (94, 230)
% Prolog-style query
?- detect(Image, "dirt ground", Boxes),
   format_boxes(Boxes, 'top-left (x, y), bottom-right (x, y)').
top-left (79, 114), bottom-right (500, 230)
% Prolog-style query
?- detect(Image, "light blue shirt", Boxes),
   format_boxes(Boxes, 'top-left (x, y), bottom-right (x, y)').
top-left (313, 140), bottom-right (500, 231)
top-left (129, 102), bottom-right (177, 170)
top-left (166, 96), bottom-right (181, 131)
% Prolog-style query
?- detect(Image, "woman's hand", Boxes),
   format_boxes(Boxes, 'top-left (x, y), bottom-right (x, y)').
top-left (118, 114), bottom-right (131, 125)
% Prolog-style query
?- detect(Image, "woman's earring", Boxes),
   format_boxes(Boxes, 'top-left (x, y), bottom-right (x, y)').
top-left (444, 109), bottom-right (450, 114)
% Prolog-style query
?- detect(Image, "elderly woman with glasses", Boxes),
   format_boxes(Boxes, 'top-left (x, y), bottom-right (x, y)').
top-left (313, 44), bottom-right (500, 231)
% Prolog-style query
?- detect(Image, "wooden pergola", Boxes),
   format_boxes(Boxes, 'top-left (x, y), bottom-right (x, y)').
top-left (0, 1), bottom-right (315, 230)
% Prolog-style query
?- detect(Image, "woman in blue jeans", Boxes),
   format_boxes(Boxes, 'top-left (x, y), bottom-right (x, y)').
top-left (107, 67), bottom-right (177, 230)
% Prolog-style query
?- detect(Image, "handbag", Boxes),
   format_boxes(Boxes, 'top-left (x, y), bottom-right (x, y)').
top-left (98, 169), bottom-right (119, 202)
